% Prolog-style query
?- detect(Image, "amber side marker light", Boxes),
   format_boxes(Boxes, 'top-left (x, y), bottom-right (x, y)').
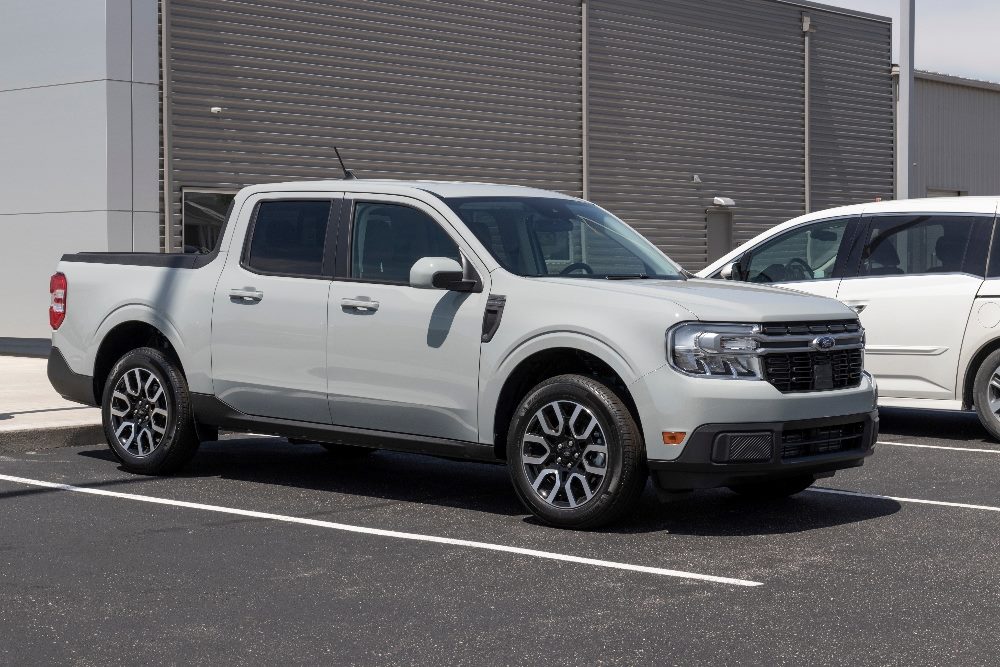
top-left (662, 432), bottom-right (686, 445)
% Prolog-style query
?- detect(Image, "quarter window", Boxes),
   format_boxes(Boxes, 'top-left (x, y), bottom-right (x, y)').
top-left (350, 202), bottom-right (460, 283)
top-left (244, 200), bottom-right (332, 277)
top-left (860, 215), bottom-right (991, 277)
top-left (745, 218), bottom-right (850, 283)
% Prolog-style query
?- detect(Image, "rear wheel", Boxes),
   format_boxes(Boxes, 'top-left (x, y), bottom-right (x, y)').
top-left (101, 347), bottom-right (200, 474)
top-left (728, 475), bottom-right (815, 499)
top-left (507, 374), bottom-right (646, 529)
top-left (972, 349), bottom-right (1000, 441)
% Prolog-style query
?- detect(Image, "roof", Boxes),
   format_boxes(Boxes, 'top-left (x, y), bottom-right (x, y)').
top-left (240, 179), bottom-right (576, 200)
top-left (916, 70), bottom-right (1000, 94)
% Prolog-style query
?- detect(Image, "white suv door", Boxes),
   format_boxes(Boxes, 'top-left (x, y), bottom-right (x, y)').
top-left (737, 216), bottom-right (859, 299)
top-left (837, 213), bottom-right (993, 400)
top-left (212, 194), bottom-right (341, 423)
top-left (326, 195), bottom-right (489, 443)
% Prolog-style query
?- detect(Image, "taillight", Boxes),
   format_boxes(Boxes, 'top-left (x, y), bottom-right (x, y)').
top-left (49, 272), bottom-right (67, 330)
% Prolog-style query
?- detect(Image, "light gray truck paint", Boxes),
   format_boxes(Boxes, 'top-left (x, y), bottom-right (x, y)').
top-left (51, 180), bottom-right (876, 464)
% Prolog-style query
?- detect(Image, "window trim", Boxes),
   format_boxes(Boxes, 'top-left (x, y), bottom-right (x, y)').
top-left (738, 215), bottom-right (860, 284)
top-left (845, 212), bottom-right (993, 280)
top-left (239, 198), bottom-right (341, 280)
top-left (338, 198), bottom-right (465, 287)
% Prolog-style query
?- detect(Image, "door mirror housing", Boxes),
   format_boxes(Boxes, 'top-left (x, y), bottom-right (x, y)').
top-left (720, 260), bottom-right (747, 281)
top-left (410, 257), bottom-right (479, 292)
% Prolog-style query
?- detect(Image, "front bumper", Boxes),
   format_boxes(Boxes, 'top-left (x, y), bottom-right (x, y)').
top-left (648, 410), bottom-right (878, 490)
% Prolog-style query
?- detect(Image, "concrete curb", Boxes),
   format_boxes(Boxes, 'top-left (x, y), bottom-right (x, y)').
top-left (0, 424), bottom-right (106, 453)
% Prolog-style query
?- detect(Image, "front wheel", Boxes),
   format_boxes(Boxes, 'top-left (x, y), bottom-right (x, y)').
top-left (101, 347), bottom-right (201, 475)
top-left (973, 349), bottom-right (1000, 441)
top-left (507, 374), bottom-right (647, 529)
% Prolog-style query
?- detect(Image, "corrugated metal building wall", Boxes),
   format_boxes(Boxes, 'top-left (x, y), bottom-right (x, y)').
top-left (164, 0), bottom-right (583, 252)
top-left (912, 71), bottom-right (1000, 197)
top-left (162, 0), bottom-right (894, 268)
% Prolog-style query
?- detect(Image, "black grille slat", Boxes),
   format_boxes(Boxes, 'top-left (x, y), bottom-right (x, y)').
top-left (781, 422), bottom-right (866, 459)
top-left (759, 320), bottom-right (864, 393)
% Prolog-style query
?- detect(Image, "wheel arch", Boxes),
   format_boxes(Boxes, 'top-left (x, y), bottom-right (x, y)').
top-left (962, 336), bottom-right (1000, 409)
top-left (92, 317), bottom-right (187, 404)
top-left (486, 335), bottom-right (644, 461)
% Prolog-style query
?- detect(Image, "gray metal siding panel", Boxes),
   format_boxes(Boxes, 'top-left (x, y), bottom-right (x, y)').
top-left (587, 0), bottom-right (893, 269)
top-left (587, 0), bottom-right (807, 269)
top-left (166, 0), bottom-right (582, 251)
top-left (914, 77), bottom-right (1000, 196)
top-left (808, 11), bottom-right (894, 212)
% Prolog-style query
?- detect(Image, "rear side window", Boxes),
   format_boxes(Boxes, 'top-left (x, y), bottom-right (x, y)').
top-left (244, 200), bottom-right (332, 277)
top-left (350, 202), bottom-right (460, 284)
top-left (860, 215), bottom-right (992, 277)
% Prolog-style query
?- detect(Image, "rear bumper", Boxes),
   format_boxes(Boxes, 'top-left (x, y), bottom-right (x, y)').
top-left (47, 346), bottom-right (96, 406)
top-left (648, 410), bottom-right (878, 490)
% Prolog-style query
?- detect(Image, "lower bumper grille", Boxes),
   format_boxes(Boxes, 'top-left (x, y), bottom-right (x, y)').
top-left (781, 421), bottom-right (866, 460)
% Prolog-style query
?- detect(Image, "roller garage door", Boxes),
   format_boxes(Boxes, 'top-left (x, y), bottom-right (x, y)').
top-left (164, 0), bottom-right (583, 251)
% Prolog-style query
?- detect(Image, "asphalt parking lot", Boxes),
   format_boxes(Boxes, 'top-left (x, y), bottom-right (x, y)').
top-left (2, 408), bottom-right (1000, 666)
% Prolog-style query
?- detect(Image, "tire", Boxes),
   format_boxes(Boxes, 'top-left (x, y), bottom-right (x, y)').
top-left (101, 347), bottom-right (201, 475)
top-left (728, 475), bottom-right (815, 499)
top-left (506, 374), bottom-right (647, 529)
top-left (973, 348), bottom-right (1000, 441)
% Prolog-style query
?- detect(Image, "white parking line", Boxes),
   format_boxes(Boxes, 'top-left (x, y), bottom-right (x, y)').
top-left (0, 473), bottom-right (762, 587)
top-left (811, 487), bottom-right (1000, 512)
top-left (877, 440), bottom-right (1000, 454)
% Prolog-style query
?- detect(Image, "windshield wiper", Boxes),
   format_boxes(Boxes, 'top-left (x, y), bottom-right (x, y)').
top-left (605, 274), bottom-right (650, 280)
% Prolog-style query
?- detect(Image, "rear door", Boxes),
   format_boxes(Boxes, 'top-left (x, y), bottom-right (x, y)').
top-left (738, 215), bottom-right (862, 299)
top-left (836, 213), bottom-right (992, 399)
top-left (211, 194), bottom-right (342, 423)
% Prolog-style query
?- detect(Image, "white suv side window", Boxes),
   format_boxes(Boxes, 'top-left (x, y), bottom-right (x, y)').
top-left (860, 215), bottom-right (988, 277)
top-left (745, 218), bottom-right (850, 283)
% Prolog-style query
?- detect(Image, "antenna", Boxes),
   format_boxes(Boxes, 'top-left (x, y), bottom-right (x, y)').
top-left (334, 146), bottom-right (357, 180)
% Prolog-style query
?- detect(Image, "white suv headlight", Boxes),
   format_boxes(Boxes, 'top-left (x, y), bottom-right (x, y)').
top-left (668, 323), bottom-right (764, 379)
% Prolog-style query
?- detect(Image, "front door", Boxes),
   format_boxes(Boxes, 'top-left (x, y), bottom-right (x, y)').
top-left (836, 213), bottom-right (992, 399)
top-left (212, 195), bottom-right (341, 423)
top-left (740, 216), bottom-right (859, 299)
top-left (327, 195), bottom-right (489, 443)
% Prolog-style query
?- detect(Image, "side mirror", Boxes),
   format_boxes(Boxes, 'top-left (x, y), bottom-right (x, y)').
top-left (720, 261), bottom-right (744, 281)
top-left (410, 257), bottom-right (477, 292)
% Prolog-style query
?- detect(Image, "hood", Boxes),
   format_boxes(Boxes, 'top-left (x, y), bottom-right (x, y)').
top-left (532, 277), bottom-right (857, 323)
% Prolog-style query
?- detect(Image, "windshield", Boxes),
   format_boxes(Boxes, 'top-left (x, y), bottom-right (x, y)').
top-left (443, 197), bottom-right (684, 279)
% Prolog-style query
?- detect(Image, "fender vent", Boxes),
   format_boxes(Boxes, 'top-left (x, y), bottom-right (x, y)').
top-left (481, 295), bottom-right (506, 343)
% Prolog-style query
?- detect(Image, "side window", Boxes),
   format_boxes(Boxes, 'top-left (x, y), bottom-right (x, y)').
top-left (244, 200), bottom-right (332, 277)
top-left (351, 202), bottom-right (460, 283)
top-left (746, 218), bottom-right (850, 283)
top-left (860, 215), bottom-right (991, 277)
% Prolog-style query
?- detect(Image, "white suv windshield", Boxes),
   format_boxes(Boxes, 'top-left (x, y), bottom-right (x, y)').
top-left (444, 197), bottom-right (684, 279)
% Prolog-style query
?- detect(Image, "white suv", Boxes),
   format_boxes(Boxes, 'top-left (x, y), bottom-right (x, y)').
top-left (699, 197), bottom-right (1000, 437)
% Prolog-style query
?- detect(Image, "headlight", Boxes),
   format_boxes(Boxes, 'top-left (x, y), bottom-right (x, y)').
top-left (667, 323), bottom-right (764, 379)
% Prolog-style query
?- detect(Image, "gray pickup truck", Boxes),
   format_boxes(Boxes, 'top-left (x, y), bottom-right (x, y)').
top-left (48, 179), bottom-right (877, 528)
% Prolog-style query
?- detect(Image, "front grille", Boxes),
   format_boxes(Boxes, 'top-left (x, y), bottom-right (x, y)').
top-left (781, 421), bottom-right (866, 460)
top-left (758, 320), bottom-right (864, 393)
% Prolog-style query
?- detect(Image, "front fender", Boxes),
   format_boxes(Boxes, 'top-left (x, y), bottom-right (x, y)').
top-left (478, 330), bottom-right (655, 448)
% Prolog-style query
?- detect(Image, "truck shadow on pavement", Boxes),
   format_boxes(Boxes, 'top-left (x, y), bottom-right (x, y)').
top-left (77, 437), bottom-right (901, 537)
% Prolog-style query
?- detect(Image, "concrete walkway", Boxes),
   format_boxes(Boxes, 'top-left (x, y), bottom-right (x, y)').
top-left (0, 355), bottom-right (103, 449)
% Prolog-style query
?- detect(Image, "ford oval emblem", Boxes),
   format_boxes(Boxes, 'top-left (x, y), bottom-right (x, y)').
top-left (812, 335), bottom-right (836, 351)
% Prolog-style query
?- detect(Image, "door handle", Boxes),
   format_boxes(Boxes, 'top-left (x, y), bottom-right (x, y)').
top-left (341, 297), bottom-right (379, 312)
top-left (230, 288), bottom-right (263, 303)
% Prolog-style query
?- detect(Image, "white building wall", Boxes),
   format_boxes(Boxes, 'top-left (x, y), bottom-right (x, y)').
top-left (0, 0), bottom-right (159, 344)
